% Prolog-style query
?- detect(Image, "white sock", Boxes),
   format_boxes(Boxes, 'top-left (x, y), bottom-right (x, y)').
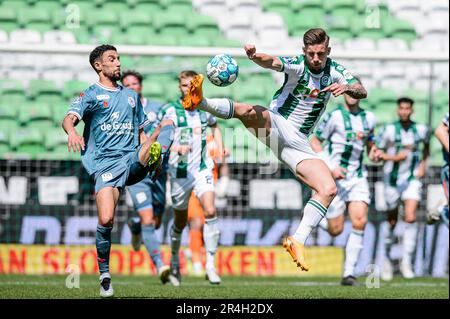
top-left (343, 229), bottom-right (364, 278)
top-left (403, 222), bottom-right (418, 266)
top-left (293, 199), bottom-right (327, 244)
top-left (318, 217), bottom-right (329, 231)
top-left (384, 223), bottom-right (395, 260)
top-left (199, 98), bottom-right (234, 119)
top-left (170, 225), bottom-right (183, 267)
top-left (203, 217), bottom-right (220, 270)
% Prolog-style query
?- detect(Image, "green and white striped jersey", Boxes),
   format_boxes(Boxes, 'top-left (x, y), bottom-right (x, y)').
top-left (271, 55), bottom-right (358, 135)
top-left (315, 105), bottom-right (376, 178)
top-left (160, 100), bottom-right (216, 178)
top-left (377, 121), bottom-right (430, 186)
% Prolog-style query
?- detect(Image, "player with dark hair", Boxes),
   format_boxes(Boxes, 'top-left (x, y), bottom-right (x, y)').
top-left (180, 28), bottom-right (367, 271)
top-left (62, 45), bottom-right (173, 297)
top-left (377, 97), bottom-right (430, 280)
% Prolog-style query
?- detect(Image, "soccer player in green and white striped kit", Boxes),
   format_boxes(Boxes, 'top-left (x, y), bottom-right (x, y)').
top-left (310, 81), bottom-right (383, 286)
top-left (376, 97), bottom-right (430, 280)
top-left (181, 28), bottom-right (367, 271)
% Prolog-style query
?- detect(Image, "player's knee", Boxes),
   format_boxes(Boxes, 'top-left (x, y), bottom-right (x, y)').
top-left (203, 207), bottom-right (216, 219)
top-left (99, 216), bottom-right (114, 227)
top-left (404, 215), bottom-right (416, 224)
top-left (319, 183), bottom-right (337, 202)
top-left (140, 215), bottom-right (154, 226)
top-left (352, 216), bottom-right (367, 230)
top-left (328, 223), bottom-right (343, 236)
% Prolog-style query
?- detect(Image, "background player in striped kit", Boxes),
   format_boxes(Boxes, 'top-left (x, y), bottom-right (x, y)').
top-left (121, 70), bottom-right (175, 285)
top-left (310, 81), bottom-right (382, 286)
top-left (161, 70), bottom-right (226, 286)
top-left (376, 97), bottom-right (430, 280)
top-left (427, 113), bottom-right (449, 226)
top-left (181, 28), bottom-right (367, 271)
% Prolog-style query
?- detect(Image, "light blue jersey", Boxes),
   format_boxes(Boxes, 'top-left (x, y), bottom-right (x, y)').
top-left (67, 82), bottom-right (149, 175)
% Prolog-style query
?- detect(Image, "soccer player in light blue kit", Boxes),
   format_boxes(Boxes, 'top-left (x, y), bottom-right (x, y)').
top-left (62, 45), bottom-right (174, 298)
top-left (121, 70), bottom-right (173, 284)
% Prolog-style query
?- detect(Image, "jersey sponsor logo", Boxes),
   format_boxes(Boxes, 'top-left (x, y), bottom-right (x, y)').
top-left (100, 112), bottom-right (133, 134)
top-left (309, 89), bottom-right (320, 98)
top-left (96, 94), bottom-right (110, 100)
top-left (147, 111), bottom-right (157, 123)
top-left (128, 96), bottom-right (135, 108)
top-left (336, 65), bottom-right (345, 72)
top-left (101, 172), bottom-right (113, 182)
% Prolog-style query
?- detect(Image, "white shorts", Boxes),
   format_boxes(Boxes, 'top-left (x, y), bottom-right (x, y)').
top-left (264, 111), bottom-right (319, 174)
top-left (170, 169), bottom-right (215, 210)
top-left (327, 176), bottom-right (371, 219)
top-left (384, 179), bottom-right (422, 210)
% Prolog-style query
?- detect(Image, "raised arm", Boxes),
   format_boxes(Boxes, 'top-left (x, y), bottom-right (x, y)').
top-left (322, 82), bottom-right (367, 100)
top-left (244, 44), bottom-right (282, 71)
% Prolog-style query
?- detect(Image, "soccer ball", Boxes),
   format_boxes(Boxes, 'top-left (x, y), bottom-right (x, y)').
top-left (206, 54), bottom-right (239, 87)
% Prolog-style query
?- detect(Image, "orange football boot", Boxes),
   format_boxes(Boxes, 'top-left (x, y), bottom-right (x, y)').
top-left (181, 74), bottom-right (204, 111)
top-left (283, 236), bottom-right (310, 271)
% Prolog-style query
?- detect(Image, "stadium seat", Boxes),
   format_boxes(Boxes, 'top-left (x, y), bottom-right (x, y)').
top-left (141, 81), bottom-right (164, 101)
top-left (45, 128), bottom-right (68, 151)
top-left (377, 38), bottom-right (409, 51)
top-left (402, 89), bottom-right (429, 105)
top-left (9, 29), bottom-right (42, 43)
top-left (260, 0), bottom-right (290, 11)
top-left (0, 0), bottom-right (29, 12)
top-left (226, 0), bottom-right (261, 15)
top-left (96, 0), bottom-right (130, 14)
top-left (154, 10), bottom-right (189, 37)
top-left (370, 88), bottom-right (398, 106)
top-left (188, 15), bottom-right (221, 39)
top-left (0, 129), bottom-right (10, 157)
top-left (351, 17), bottom-right (388, 40)
top-left (177, 36), bottom-right (211, 47)
top-left (0, 103), bottom-right (19, 131)
top-left (287, 12), bottom-right (325, 36)
top-left (28, 79), bottom-right (60, 98)
top-left (43, 30), bottom-right (76, 44)
top-left (10, 128), bottom-right (46, 158)
top-left (63, 80), bottom-right (89, 100)
top-left (19, 8), bottom-right (53, 33)
top-left (34, 0), bottom-right (62, 12)
top-left (160, 0), bottom-right (193, 11)
top-left (19, 103), bottom-right (54, 129)
top-left (0, 6), bottom-right (18, 33)
top-left (296, 0), bottom-right (323, 11)
top-left (120, 11), bottom-right (153, 30)
top-left (326, 16), bottom-right (353, 41)
top-left (92, 25), bottom-right (122, 43)
top-left (385, 19), bottom-right (417, 43)
top-left (434, 89), bottom-right (449, 109)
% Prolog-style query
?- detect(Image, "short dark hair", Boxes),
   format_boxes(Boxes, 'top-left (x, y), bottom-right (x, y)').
top-left (397, 97), bottom-right (414, 106)
top-left (303, 28), bottom-right (329, 47)
top-left (121, 70), bottom-right (143, 85)
top-left (89, 44), bottom-right (117, 73)
top-left (179, 70), bottom-right (198, 81)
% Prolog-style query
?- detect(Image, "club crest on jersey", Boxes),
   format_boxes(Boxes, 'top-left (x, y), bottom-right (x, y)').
top-left (128, 96), bottom-right (135, 108)
top-left (321, 75), bottom-right (330, 87)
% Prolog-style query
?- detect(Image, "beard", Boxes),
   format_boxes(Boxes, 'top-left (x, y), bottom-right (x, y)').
top-left (106, 70), bottom-right (121, 82)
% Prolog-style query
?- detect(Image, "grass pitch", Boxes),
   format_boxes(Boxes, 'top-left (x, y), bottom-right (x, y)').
top-left (0, 275), bottom-right (448, 299)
